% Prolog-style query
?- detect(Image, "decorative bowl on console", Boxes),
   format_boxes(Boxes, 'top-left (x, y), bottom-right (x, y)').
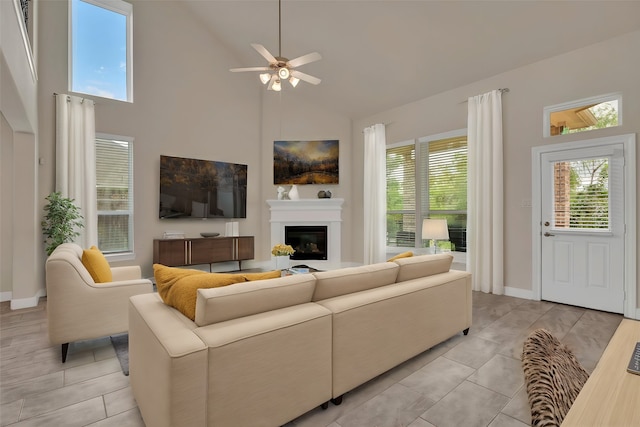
top-left (200, 232), bottom-right (220, 238)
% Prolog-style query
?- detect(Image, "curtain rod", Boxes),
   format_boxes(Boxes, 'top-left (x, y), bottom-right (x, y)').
top-left (53, 92), bottom-right (95, 104)
top-left (460, 88), bottom-right (509, 103)
top-left (362, 122), bottom-right (391, 133)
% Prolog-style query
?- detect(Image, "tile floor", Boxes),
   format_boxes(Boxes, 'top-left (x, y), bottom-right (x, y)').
top-left (0, 292), bottom-right (622, 427)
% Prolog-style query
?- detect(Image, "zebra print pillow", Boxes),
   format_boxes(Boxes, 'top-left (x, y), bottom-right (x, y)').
top-left (522, 329), bottom-right (589, 427)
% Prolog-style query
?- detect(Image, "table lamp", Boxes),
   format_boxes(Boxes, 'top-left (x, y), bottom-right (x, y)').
top-left (422, 218), bottom-right (449, 253)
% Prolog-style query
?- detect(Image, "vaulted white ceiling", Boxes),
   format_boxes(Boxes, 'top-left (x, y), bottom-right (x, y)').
top-left (180, 0), bottom-right (640, 120)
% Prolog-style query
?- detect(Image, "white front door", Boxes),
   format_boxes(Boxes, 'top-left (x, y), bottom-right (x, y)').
top-left (540, 144), bottom-right (625, 313)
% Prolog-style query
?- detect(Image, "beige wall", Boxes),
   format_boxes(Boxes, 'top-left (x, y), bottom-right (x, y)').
top-left (9, 0), bottom-right (638, 311)
top-left (353, 30), bottom-right (640, 309)
top-left (1, 113), bottom-right (13, 296)
top-left (36, 0), bottom-right (353, 280)
top-left (1, 0), bottom-right (41, 306)
top-left (259, 94), bottom-right (353, 265)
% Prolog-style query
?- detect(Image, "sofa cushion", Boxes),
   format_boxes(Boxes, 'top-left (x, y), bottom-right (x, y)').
top-left (194, 274), bottom-right (317, 326)
top-left (394, 253), bottom-right (453, 282)
top-left (154, 264), bottom-right (247, 321)
top-left (311, 263), bottom-right (399, 301)
top-left (387, 251), bottom-right (413, 262)
top-left (81, 246), bottom-right (113, 283)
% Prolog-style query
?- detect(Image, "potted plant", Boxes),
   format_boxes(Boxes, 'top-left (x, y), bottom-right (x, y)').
top-left (41, 191), bottom-right (84, 256)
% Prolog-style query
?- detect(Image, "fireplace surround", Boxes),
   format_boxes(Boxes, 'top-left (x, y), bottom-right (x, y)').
top-left (267, 198), bottom-right (343, 269)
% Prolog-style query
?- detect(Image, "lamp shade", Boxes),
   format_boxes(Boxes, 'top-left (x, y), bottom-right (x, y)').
top-left (422, 219), bottom-right (449, 240)
top-left (259, 73), bottom-right (271, 84)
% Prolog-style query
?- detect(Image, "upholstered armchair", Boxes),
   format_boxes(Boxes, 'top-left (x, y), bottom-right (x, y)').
top-left (45, 243), bottom-right (153, 362)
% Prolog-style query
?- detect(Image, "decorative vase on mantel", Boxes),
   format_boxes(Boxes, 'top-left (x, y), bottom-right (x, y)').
top-left (288, 185), bottom-right (300, 200)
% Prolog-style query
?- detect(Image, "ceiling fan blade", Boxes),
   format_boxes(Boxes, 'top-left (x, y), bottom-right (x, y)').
top-left (287, 52), bottom-right (322, 68)
top-left (251, 43), bottom-right (277, 64)
top-left (230, 67), bottom-right (271, 72)
top-left (290, 70), bottom-right (321, 85)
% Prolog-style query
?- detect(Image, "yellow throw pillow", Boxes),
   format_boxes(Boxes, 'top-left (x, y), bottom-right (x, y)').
top-left (153, 264), bottom-right (247, 321)
top-left (242, 270), bottom-right (282, 281)
top-left (387, 251), bottom-right (414, 262)
top-left (82, 246), bottom-right (113, 283)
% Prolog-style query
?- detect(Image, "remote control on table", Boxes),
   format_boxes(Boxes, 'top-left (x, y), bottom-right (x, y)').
top-left (627, 342), bottom-right (640, 375)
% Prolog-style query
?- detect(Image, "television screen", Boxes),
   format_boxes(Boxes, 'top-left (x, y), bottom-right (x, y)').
top-left (159, 155), bottom-right (247, 219)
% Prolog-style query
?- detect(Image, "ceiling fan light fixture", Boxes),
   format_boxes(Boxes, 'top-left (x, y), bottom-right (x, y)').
top-left (231, 0), bottom-right (321, 91)
top-left (278, 67), bottom-right (290, 80)
top-left (259, 73), bottom-right (271, 84)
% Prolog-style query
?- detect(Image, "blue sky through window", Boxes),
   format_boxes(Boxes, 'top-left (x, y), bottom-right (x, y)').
top-left (72, 0), bottom-right (128, 101)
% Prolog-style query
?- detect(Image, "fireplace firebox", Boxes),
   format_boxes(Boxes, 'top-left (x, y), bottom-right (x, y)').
top-left (285, 226), bottom-right (327, 261)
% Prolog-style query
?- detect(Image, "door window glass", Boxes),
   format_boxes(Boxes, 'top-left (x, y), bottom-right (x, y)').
top-left (553, 158), bottom-right (609, 230)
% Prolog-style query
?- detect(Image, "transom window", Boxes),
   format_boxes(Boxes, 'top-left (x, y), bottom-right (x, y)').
top-left (386, 130), bottom-right (468, 252)
top-left (70, 0), bottom-right (133, 102)
top-left (544, 93), bottom-right (621, 137)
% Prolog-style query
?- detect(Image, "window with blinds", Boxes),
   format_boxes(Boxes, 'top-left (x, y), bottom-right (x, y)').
top-left (553, 158), bottom-right (609, 229)
top-left (420, 136), bottom-right (467, 212)
top-left (386, 145), bottom-right (416, 247)
top-left (386, 132), bottom-right (468, 251)
top-left (96, 135), bottom-right (133, 253)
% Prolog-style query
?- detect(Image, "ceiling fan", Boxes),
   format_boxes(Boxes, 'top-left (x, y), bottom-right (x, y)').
top-left (230, 0), bottom-right (321, 91)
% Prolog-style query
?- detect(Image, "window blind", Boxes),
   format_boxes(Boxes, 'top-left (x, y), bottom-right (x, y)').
top-left (96, 137), bottom-right (133, 253)
top-left (554, 158), bottom-right (609, 229)
top-left (419, 136), bottom-right (467, 212)
top-left (386, 144), bottom-right (416, 246)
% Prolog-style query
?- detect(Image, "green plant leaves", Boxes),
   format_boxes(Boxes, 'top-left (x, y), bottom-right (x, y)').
top-left (41, 192), bottom-right (84, 256)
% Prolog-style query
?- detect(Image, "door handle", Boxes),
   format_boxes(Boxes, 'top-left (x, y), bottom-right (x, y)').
top-left (544, 232), bottom-right (555, 237)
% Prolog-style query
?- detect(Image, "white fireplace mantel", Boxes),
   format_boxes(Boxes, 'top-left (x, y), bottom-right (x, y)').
top-left (267, 199), bottom-right (344, 269)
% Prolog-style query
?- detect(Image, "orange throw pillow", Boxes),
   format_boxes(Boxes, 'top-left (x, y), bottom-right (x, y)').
top-left (242, 270), bottom-right (282, 281)
top-left (82, 246), bottom-right (113, 283)
top-left (387, 251), bottom-right (414, 262)
top-left (153, 264), bottom-right (247, 321)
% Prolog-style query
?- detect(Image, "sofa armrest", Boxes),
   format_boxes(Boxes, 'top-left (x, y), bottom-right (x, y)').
top-left (111, 265), bottom-right (143, 281)
top-left (129, 293), bottom-right (208, 427)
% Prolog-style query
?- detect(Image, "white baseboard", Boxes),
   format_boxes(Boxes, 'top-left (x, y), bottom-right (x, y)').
top-left (503, 287), bottom-right (640, 319)
top-left (503, 286), bottom-right (535, 301)
top-left (0, 291), bottom-right (12, 302)
top-left (10, 289), bottom-right (46, 310)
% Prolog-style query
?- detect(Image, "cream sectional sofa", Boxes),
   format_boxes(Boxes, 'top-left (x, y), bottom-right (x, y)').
top-left (128, 253), bottom-right (472, 427)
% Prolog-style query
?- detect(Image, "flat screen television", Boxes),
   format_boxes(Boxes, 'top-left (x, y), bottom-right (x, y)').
top-left (159, 155), bottom-right (247, 219)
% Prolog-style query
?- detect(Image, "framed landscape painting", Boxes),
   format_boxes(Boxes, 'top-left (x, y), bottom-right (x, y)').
top-left (274, 140), bottom-right (339, 185)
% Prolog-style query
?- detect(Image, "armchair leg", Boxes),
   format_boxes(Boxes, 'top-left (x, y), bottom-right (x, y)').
top-left (61, 343), bottom-right (69, 363)
top-left (463, 328), bottom-right (470, 336)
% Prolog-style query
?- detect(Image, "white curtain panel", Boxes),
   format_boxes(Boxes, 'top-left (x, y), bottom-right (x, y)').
top-left (363, 123), bottom-right (387, 264)
top-left (55, 94), bottom-right (98, 248)
top-left (467, 90), bottom-right (504, 294)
